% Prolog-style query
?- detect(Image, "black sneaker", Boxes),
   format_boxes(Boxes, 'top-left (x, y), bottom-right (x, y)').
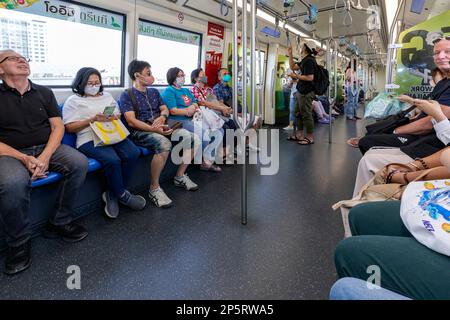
top-left (4, 240), bottom-right (31, 276)
top-left (44, 221), bottom-right (88, 243)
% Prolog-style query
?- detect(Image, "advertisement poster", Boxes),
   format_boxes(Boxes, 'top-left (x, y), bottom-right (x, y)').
top-left (396, 10), bottom-right (450, 98)
top-left (205, 22), bottom-right (224, 88)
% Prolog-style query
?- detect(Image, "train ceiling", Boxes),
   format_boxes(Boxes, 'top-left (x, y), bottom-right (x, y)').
top-left (141, 0), bottom-right (450, 67)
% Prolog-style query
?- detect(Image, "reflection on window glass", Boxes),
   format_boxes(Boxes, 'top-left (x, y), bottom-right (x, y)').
top-left (0, 0), bottom-right (125, 87)
top-left (138, 20), bottom-right (201, 85)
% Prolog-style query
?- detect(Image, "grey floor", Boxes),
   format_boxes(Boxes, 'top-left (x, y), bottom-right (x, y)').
top-left (0, 110), bottom-right (366, 300)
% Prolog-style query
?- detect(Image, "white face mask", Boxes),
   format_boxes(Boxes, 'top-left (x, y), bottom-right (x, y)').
top-left (85, 85), bottom-right (100, 96)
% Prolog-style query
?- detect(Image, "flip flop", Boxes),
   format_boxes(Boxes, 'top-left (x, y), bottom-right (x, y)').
top-left (298, 138), bottom-right (314, 145)
top-left (287, 136), bottom-right (301, 141)
top-left (346, 137), bottom-right (360, 148)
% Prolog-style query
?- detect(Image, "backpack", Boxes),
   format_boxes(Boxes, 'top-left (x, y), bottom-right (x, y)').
top-left (313, 62), bottom-right (330, 96)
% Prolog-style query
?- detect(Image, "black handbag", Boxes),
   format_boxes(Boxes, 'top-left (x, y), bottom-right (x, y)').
top-left (365, 105), bottom-right (416, 135)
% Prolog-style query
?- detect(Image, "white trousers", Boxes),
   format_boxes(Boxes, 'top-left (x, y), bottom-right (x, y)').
top-left (353, 147), bottom-right (413, 197)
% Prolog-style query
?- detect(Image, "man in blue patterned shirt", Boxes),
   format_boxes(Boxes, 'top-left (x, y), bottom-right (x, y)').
top-left (119, 60), bottom-right (200, 209)
top-left (213, 68), bottom-right (233, 107)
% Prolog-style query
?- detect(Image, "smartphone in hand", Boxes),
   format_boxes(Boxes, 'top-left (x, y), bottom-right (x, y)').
top-left (103, 106), bottom-right (116, 116)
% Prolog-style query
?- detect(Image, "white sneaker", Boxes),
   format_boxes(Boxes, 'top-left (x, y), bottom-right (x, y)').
top-left (247, 143), bottom-right (261, 152)
top-left (174, 174), bottom-right (199, 191)
top-left (283, 125), bottom-right (294, 130)
top-left (148, 187), bottom-right (173, 208)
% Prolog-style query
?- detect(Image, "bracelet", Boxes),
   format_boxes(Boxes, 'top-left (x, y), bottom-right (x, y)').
top-left (403, 172), bottom-right (410, 184)
top-left (385, 170), bottom-right (399, 184)
top-left (414, 158), bottom-right (429, 170)
top-left (408, 161), bottom-right (421, 171)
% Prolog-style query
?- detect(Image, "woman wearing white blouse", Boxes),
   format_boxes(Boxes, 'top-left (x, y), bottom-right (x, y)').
top-left (63, 67), bottom-right (146, 219)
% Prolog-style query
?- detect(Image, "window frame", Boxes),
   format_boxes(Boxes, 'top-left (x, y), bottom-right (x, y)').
top-left (137, 18), bottom-right (203, 87)
top-left (1, 0), bottom-right (127, 89)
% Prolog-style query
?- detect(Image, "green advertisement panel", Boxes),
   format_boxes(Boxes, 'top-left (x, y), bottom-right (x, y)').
top-left (396, 10), bottom-right (450, 98)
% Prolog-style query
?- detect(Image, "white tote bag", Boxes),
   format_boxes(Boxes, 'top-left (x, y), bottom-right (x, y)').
top-left (400, 179), bottom-right (450, 257)
top-left (90, 120), bottom-right (130, 147)
top-left (199, 106), bottom-right (225, 131)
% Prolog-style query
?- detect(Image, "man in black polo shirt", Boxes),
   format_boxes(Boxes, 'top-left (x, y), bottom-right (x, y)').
top-left (288, 44), bottom-right (317, 145)
top-left (0, 49), bottom-right (89, 275)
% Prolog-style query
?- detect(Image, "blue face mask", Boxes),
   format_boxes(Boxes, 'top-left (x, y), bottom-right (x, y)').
top-left (223, 74), bottom-right (231, 82)
top-left (200, 76), bottom-right (208, 84)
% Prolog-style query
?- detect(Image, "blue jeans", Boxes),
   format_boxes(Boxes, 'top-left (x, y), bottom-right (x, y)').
top-left (78, 139), bottom-right (140, 198)
top-left (0, 144), bottom-right (88, 247)
top-left (289, 95), bottom-right (297, 122)
top-left (330, 278), bottom-right (411, 300)
top-left (345, 85), bottom-right (359, 119)
top-left (177, 119), bottom-right (224, 162)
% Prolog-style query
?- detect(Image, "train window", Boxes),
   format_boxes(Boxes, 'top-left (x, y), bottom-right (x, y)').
top-left (0, 1), bottom-right (126, 87)
top-left (137, 19), bottom-right (202, 86)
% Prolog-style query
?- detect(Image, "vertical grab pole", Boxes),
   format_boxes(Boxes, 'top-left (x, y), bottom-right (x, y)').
top-left (231, 0), bottom-right (256, 225)
top-left (327, 13), bottom-right (337, 143)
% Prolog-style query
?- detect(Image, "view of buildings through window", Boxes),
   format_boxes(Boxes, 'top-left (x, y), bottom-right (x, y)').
top-left (0, 3), bottom-right (124, 87)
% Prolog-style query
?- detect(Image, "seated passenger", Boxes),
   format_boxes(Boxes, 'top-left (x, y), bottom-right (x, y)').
top-left (353, 99), bottom-right (450, 196)
top-left (0, 49), bottom-right (89, 275)
top-left (312, 97), bottom-right (333, 124)
top-left (118, 60), bottom-right (199, 208)
top-left (213, 68), bottom-right (233, 108)
top-left (191, 68), bottom-right (233, 118)
top-left (330, 278), bottom-right (411, 300)
top-left (347, 65), bottom-right (446, 148)
top-left (357, 38), bottom-right (450, 155)
top-left (334, 180), bottom-right (450, 299)
top-left (162, 67), bottom-right (223, 172)
top-left (63, 67), bottom-right (146, 218)
top-left (213, 68), bottom-right (262, 132)
top-left (190, 68), bottom-right (238, 158)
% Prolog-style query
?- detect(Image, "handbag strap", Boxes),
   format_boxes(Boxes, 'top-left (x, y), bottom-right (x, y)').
top-left (399, 104), bottom-right (417, 117)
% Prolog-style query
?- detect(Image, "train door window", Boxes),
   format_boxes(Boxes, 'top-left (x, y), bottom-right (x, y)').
top-left (137, 19), bottom-right (202, 86)
top-left (0, 1), bottom-right (126, 87)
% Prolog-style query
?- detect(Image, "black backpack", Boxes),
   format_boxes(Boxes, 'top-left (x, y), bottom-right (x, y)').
top-left (313, 62), bottom-right (330, 96)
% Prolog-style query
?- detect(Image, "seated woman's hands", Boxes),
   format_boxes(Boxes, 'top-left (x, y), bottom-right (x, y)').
top-left (91, 113), bottom-right (119, 122)
top-left (221, 106), bottom-right (232, 117)
top-left (397, 94), bottom-right (415, 105)
top-left (413, 100), bottom-right (446, 122)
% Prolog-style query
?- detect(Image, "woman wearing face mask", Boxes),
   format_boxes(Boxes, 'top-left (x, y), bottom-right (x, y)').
top-left (162, 67), bottom-right (223, 172)
top-left (190, 68), bottom-right (238, 160)
top-left (63, 67), bottom-right (146, 219)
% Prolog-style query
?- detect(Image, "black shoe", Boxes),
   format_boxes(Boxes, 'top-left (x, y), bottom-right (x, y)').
top-left (4, 240), bottom-right (31, 276)
top-left (44, 221), bottom-right (88, 243)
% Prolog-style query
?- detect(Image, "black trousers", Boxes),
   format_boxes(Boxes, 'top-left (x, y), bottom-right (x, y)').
top-left (358, 134), bottom-right (420, 155)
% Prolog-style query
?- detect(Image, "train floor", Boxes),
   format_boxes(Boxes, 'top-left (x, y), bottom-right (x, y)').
top-left (0, 107), bottom-right (367, 300)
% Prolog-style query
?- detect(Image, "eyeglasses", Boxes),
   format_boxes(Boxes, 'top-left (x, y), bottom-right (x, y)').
top-left (0, 56), bottom-right (31, 64)
top-left (432, 35), bottom-right (450, 45)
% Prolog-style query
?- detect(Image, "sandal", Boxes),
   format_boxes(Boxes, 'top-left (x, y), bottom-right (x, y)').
top-left (346, 137), bottom-right (360, 148)
top-left (287, 136), bottom-right (301, 141)
top-left (298, 138), bottom-right (314, 145)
